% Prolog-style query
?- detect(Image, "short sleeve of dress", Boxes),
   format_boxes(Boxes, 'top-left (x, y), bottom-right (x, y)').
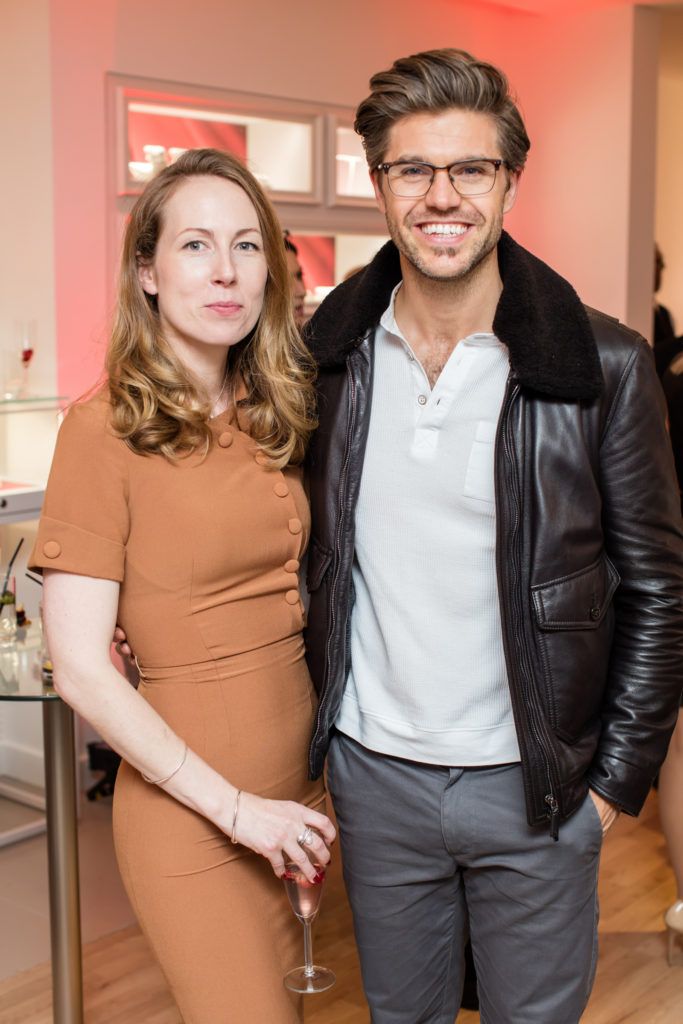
top-left (28, 395), bottom-right (130, 581)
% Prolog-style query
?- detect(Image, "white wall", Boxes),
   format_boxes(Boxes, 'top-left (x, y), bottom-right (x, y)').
top-left (656, 8), bottom-right (683, 333)
top-left (0, 0), bottom-right (56, 398)
top-left (626, 6), bottom-right (660, 340)
top-left (0, 3), bottom-right (56, 791)
top-left (486, 4), bottom-right (659, 338)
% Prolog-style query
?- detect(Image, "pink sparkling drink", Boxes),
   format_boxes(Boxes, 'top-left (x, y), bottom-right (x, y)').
top-left (283, 864), bottom-right (326, 921)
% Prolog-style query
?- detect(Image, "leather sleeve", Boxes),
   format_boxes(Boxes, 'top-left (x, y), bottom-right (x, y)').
top-left (588, 339), bottom-right (683, 814)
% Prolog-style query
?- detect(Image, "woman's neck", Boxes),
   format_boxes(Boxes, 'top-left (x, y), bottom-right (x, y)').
top-left (165, 336), bottom-right (231, 416)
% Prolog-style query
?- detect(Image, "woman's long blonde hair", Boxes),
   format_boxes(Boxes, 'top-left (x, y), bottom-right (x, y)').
top-left (106, 148), bottom-right (316, 466)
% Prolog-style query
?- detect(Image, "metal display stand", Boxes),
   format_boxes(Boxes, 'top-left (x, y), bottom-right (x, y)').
top-left (0, 642), bottom-right (83, 1023)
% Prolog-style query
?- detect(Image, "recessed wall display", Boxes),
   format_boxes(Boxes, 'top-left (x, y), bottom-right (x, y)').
top-left (288, 234), bottom-right (336, 290)
top-left (335, 125), bottom-right (375, 201)
top-left (287, 233), bottom-right (388, 323)
top-left (111, 77), bottom-right (323, 203)
top-left (126, 102), bottom-right (314, 197)
top-left (106, 75), bottom-right (388, 304)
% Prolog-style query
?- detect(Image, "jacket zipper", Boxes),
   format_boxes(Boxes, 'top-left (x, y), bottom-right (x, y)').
top-left (499, 380), bottom-right (562, 839)
top-left (310, 353), bottom-right (358, 774)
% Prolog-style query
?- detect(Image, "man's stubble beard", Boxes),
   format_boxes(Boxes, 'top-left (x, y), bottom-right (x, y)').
top-left (386, 207), bottom-right (505, 286)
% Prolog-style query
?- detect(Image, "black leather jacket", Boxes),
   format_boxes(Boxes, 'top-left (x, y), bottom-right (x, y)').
top-left (304, 233), bottom-right (683, 834)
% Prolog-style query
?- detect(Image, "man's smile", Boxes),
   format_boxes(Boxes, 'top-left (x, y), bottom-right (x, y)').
top-left (419, 222), bottom-right (469, 236)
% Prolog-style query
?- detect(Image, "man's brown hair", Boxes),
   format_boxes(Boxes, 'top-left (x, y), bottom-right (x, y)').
top-left (354, 48), bottom-right (531, 172)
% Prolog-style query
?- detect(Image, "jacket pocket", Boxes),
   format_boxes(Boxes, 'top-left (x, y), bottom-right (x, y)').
top-left (531, 555), bottom-right (620, 741)
top-left (306, 538), bottom-right (332, 593)
top-left (304, 539), bottom-right (334, 700)
top-left (532, 555), bottom-right (620, 630)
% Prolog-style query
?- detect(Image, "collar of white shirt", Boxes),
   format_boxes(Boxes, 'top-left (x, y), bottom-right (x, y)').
top-left (379, 282), bottom-right (502, 352)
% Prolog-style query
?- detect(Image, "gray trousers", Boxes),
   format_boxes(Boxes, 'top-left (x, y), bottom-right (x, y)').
top-left (327, 731), bottom-right (602, 1024)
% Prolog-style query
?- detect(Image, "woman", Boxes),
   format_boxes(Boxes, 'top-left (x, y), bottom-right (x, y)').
top-left (29, 148), bottom-right (335, 1022)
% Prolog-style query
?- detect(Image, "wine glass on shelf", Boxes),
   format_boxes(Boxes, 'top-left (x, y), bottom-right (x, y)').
top-left (283, 858), bottom-right (336, 993)
top-left (0, 572), bottom-right (17, 647)
top-left (3, 320), bottom-right (36, 399)
top-left (20, 333), bottom-right (34, 398)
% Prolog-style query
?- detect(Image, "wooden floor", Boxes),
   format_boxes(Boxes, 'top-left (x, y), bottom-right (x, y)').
top-left (1, 791), bottom-right (680, 1023)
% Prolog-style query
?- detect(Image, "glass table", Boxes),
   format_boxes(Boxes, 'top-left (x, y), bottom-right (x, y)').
top-left (0, 632), bottom-right (83, 1023)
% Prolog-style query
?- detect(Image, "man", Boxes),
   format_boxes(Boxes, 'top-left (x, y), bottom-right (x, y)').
top-left (653, 242), bottom-right (682, 377)
top-left (304, 49), bottom-right (683, 1023)
top-left (284, 232), bottom-right (307, 330)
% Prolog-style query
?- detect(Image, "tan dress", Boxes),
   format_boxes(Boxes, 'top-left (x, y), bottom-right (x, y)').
top-left (29, 392), bottom-right (325, 1023)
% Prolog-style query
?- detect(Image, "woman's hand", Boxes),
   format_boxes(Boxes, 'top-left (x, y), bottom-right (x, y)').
top-left (232, 792), bottom-right (336, 881)
top-left (112, 626), bottom-right (139, 686)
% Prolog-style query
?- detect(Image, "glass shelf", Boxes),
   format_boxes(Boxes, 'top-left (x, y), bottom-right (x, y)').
top-left (0, 624), bottom-right (57, 701)
top-left (0, 396), bottom-right (67, 414)
top-left (0, 399), bottom-right (63, 521)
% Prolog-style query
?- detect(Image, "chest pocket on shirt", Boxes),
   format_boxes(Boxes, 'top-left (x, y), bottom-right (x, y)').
top-left (463, 420), bottom-right (497, 506)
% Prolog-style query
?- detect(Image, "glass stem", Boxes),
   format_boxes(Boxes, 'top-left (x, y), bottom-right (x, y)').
top-left (303, 919), bottom-right (315, 977)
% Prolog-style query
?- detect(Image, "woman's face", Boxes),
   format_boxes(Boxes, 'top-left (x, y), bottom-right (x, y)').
top-left (138, 175), bottom-right (269, 360)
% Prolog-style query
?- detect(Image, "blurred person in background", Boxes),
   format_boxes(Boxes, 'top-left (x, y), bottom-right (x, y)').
top-left (653, 243), bottom-right (682, 378)
top-left (284, 232), bottom-right (307, 331)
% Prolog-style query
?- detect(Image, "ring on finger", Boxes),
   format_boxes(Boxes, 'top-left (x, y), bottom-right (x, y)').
top-left (297, 826), bottom-right (316, 848)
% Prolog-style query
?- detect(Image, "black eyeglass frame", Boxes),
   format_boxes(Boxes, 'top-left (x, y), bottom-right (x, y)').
top-left (375, 158), bottom-right (507, 197)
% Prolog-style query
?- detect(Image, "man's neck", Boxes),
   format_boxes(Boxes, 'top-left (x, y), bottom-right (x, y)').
top-left (394, 250), bottom-right (503, 350)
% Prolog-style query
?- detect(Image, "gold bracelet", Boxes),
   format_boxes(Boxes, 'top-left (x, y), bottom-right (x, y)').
top-left (142, 743), bottom-right (188, 786)
top-left (231, 789), bottom-right (242, 844)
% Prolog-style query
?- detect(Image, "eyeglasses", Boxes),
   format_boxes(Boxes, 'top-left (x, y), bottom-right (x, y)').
top-left (376, 158), bottom-right (506, 198)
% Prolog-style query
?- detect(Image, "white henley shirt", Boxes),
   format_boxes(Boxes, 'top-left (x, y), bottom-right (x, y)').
top-left (335, 284), bottom-right (521, 766)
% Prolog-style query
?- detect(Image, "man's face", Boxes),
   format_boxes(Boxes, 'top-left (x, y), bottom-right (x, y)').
top-left (372, 108), bottom-right (519, 283)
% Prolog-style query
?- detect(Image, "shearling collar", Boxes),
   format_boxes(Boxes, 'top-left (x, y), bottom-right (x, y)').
top-left (306, 231), bottom-right (604, 401)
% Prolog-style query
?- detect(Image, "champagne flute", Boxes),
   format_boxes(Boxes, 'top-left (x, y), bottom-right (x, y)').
top-left (283, 860), bottom-right (335, 993)
top-left (0, 572), bottom-right (17, 646)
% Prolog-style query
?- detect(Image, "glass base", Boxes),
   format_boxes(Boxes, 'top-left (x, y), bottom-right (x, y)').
top-left (284, 964), bottom-right (336, 994)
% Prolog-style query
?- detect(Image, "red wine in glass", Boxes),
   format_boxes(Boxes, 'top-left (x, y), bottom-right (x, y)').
top-left (283, 863), bottom-right (335, 993)
top-left (20, 337), bottom-right (34, 397)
